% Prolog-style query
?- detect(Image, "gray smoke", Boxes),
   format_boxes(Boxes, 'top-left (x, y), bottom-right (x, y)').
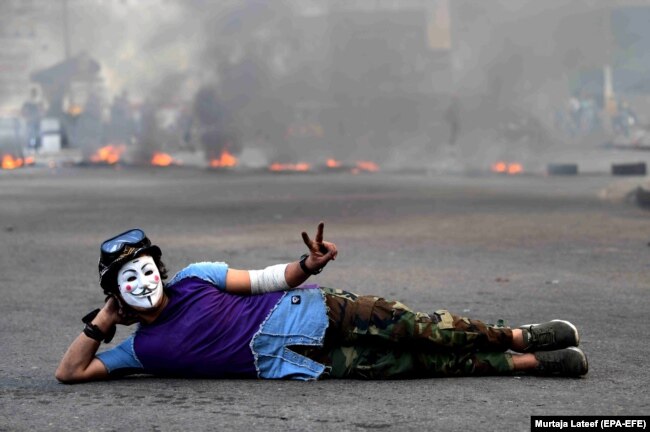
top-left (14, 0), bottom-right (647, 171)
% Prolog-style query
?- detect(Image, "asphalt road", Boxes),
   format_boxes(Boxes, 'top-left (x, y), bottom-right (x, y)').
top-left (1, 166), bottom-right (648, 431)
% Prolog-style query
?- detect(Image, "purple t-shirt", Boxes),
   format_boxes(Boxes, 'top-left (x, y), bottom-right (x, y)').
top-left (100, 276), bottom-right (283, 378)
top-left (141, 277), bottom-right (283, 377)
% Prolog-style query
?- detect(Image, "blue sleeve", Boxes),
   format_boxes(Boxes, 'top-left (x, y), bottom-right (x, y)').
top-left (167, 262), bottom-right (229, 290)
top-left (96, 334), bottom-right (144, 374)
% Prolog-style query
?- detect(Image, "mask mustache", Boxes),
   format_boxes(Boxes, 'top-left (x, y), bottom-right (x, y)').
top-left (131, 282), bottom-right (160, 297)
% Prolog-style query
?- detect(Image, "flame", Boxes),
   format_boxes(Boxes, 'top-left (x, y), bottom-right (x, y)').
top-left (507, 163), bottom-right (523, 175)
top-left (270, 160), bottom-right (378, 173)
top-left (151, 152), bottom-right (174, 167)
top-left (355, 161), bottom-right (379, 172)
top-left (68, 105), bottom-right (83, 116)
top-left (1, 154), bottom-right (24, 169)
top-left (24, 155), bottom-right (35, 165)
top-left (90, 144), bottom-right (126, 164)
top-left (209, 150), bottom-right (237, 168)
top-left (492, 161), bottom-right (523, 175)
top-left (492, 162), bottom-right (507, 173)
top-left (326, 158), bottom-right (342, 168)
top-left (269, 162), bottom-right (311, 172)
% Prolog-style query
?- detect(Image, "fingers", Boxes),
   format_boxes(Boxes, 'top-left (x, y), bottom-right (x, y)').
top-left (302, 222), bottom-right (333, 255)
top-left (314, 242), bottom-right (337, 263)
top-left (315, 221), bottom-right (324, 244)
top-left (104, 296), bottom-right (119, 314)
top-left (323, 241), bottom-right (338, 260)
top-left (301, 231), bottom-right (311, 248)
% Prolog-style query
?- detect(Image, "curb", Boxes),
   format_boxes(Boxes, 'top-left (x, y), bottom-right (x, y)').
top-left (546, 162), bottom-right (648, 177)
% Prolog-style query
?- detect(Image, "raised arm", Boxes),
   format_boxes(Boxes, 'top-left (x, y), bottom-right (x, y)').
top-left (225, 221), bottom-right (337, 295)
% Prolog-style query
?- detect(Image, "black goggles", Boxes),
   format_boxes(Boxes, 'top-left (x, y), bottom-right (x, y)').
top-left (101, 229), bottom-right (147, 258)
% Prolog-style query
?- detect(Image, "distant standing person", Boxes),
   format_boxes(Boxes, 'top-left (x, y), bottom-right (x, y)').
top-left (445, 96), bottom-right (461, 146)
top-left (109, 90), bottom-right (136, 146)
top-left (21, 87), bottom-right (43, 150)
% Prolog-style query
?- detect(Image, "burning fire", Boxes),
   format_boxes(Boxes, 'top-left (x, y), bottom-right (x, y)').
top-left (1, 154), bottom-right (24, 169)
top-left (269, 159), bottom-right (380, 174)
top-left (68, 105), bottom-right (83, 117)
top-left (326, 158), bottom-right (342, 168)
top-left (269, 162), bottom-right (311, 172)
top-left (492, 161), bottom-right (523, 175)
top-left (350, 160), bottom-right (380, 174)
top-left (507, 163), bottom-right (523, 175)
top-left (209, 150), bottom-right (237, 168)
top-left (151, 152), bottom-right (175, 167)
top-left (355, 161), bottom-right (379, 172)
top-left (90, 144), bottom-right (126, 165)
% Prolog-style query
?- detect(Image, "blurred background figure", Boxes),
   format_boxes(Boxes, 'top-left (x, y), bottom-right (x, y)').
top-left (21, 87), bottom-right (44, 151)
top-left (108, 90), bottom-right (136, 146)
top-left (75, 90), bottom-right (104, 161)
top-left (612, 99), bottom-right (637, 138)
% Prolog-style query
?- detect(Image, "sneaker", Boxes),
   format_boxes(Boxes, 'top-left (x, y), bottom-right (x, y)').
top-left (534, 347), bottom-right (588, 377)
top-left (519, 320), bottom-right (579, 352)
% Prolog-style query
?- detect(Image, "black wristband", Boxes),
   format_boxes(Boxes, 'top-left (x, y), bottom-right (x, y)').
top-left (83, 322), bottom-right (107, 342)
top-left (300, 254), bottom-right (323, 275)
top-left (82, 308), bottom-right (100, 324)
top-left (81, 308), bottom-right (116, 343)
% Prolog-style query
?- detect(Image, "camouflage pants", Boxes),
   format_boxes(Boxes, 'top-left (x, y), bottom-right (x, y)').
top-left (304, 288), bottom-right (515, 379)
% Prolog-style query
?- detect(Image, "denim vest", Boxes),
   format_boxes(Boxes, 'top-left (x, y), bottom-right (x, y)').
top-left (250, 284), bottom-right (329, 380)
top-left (164, 262), bottom-right (329, 380)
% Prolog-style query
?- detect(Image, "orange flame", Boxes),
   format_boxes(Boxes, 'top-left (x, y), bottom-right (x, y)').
top-left (355, 161), bottom-right (379, 172)
top-left (507, 163), bottom-right (523, 175)
top-left (24, 155), bottom-right (35, 165)
top-left (68, 105), bottom-right (83, 116)
top-left (492, 161), bottom-right (523, 175)
top-left (326, 158), bottom-right (342, 168)
top-left (269, 162), bottom-right (311, 172)
top-left (90, 144), bottom-right (126, 165)
top-left (492, 162), bottom-right (507, 173)
top-left (1, 154), bottom-right (24, 169)
top-left (151, 152), bottom-right (174, 167)
top-left (209, 150), bottom-right (237, 168)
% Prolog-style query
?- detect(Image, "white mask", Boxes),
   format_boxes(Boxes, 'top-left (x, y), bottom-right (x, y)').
top-left (117, 255), bottom-right (163, 309)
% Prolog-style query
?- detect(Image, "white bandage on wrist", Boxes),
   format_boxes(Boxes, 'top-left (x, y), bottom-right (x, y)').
top-left (249, 263), bottom-right (290, 294)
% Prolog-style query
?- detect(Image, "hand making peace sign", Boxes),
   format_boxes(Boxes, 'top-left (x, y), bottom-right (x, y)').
top-left (301, 221), bottom-right (338, 273)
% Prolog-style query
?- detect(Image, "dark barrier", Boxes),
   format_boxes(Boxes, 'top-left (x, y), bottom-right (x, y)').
top-left (546, 163), bottom-right (578, 175)
top-left (612, 162), bottom-right (646, 176)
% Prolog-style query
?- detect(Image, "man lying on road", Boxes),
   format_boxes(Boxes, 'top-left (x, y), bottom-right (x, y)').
top-left (56, 223), bottom-right (588, 383)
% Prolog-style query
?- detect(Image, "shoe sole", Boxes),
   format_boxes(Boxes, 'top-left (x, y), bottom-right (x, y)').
top-left (520, 319), bottom-right (580, 348)
top-left (566, 346), bottom-right (589, 376)
top-left (534, 347), bottom-right (589, 376)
